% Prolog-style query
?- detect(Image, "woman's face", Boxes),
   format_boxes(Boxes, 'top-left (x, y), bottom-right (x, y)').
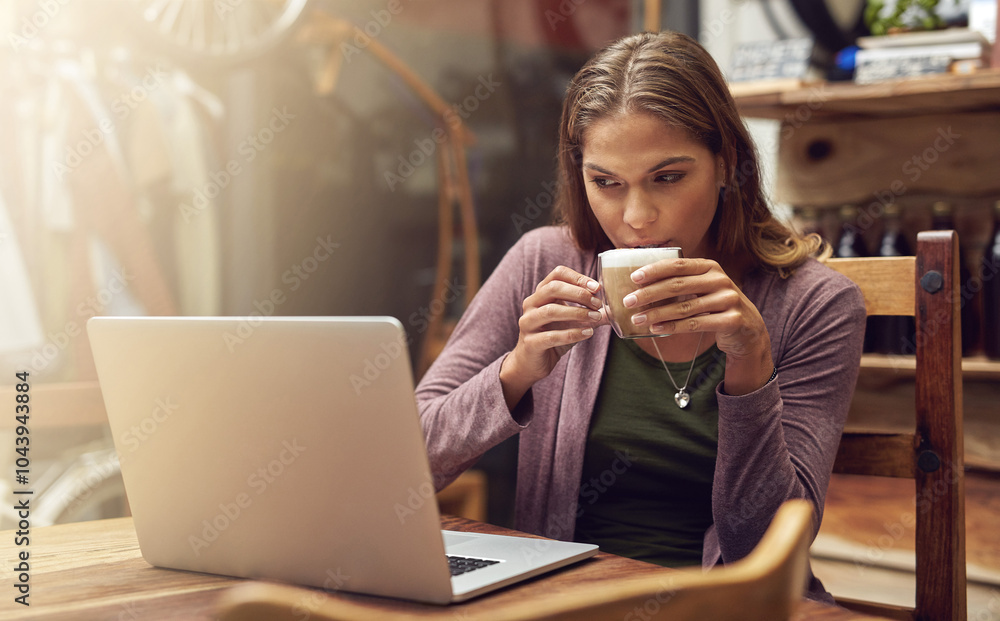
top-left (580, 112), bottom-right (724, 260)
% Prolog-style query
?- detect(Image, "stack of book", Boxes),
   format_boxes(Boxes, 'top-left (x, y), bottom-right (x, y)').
top-left (854, 28), bottom-right (993, 84)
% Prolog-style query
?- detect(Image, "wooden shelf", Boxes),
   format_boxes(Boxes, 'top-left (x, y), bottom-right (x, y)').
top-left (859, 353), bottom-right (1000, 379)
top-left (730, 69), bottom-right (1000, 120)
top-left (0, 381), bottom-right (107, 430)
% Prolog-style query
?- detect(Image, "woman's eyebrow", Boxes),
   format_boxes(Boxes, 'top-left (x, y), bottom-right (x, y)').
top-left (582, 155), bottom-right (696, 176)
top-left (645, 156), bottom-right (695, 172)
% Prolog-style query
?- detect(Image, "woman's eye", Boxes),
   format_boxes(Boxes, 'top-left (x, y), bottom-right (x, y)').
top-left (655, 173), bottom-right (683, 184)
top-left (591, 177), bottom-right (618, 188)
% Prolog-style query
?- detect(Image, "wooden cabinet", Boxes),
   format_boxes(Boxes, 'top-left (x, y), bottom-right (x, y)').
top-left (732, 71), bottom-right (1000, 471)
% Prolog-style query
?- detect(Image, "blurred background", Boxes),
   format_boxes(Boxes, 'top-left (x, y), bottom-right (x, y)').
top-left (0, 0), bottom-right (904, 524)
top-left (0, 0), bottom-right (707, 528)
top-left (6, 1), bottom-right (1000, 616)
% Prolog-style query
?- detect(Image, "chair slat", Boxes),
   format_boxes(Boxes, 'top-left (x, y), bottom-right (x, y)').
top-left (824, 231), bottom-right (965, 621)
top-left (826, 256), bottom-right (916, 316)
top-left (835, 597), bottom-right (916, 620)
top-left (833, 432), bottom-right (917, 478)
top-left (913, 231), bottom-right (966, 621)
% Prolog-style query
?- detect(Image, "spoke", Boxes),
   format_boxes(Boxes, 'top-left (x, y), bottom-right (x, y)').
top-left (234, 1), bottom-right (260, 45)
top-left (141, 0), bottom-right (171, 23)
top-left (192, 0), bottom-right (207, 52)
top-left (176, 0), bottom-right (195, 48)
top-left (224, 5), bottom-right (241, 54)
top-left (136, 0), bottom-right (309, 61)
top-left (158, 0), bottom-right (184, 36)
top-left (249, 0), bottom-right (272, 38)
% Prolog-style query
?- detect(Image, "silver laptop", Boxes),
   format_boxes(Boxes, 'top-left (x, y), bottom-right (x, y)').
top-left (87, 316), bottom-right (597, 604)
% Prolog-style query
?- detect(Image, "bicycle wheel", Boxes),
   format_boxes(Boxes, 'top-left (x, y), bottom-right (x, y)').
top-left (128, 0), bottom-right (313, 66)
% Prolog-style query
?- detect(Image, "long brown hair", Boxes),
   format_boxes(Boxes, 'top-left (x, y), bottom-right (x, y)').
top-left (553, 31), bottom-right (825, 275)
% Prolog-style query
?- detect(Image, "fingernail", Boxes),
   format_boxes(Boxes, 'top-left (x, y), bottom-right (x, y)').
top-left (588, 311), bottom-right (602, 321)
top-left (631, 313), bottom-right (647, 326)
top-left (591, 296), bottom-right (602, 309)
top-left (582, 327), bottom-right (594, 337)
top-left (586, 279), bottom-right (599, 292)
top-left (623, 293), bottom-right (637, 308)
top-left (631, 269), bottom-right (645, 283)
top-left (649, 323), bottom-right (664, 333)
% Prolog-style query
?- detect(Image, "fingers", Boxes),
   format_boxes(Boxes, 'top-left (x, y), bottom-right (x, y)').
top-left (624, 268), bottom-right (742, 335)
top-left (644, 302), bottom-right (740, 336)
top-left (629, 257), bottom-right (711, 285)
top-left (520, 301), bottom-right (603, 331)
top-left (624, 261), bottom-right (724, 307)
top-left (530, 266), bottom-right (602, 311)
top-left (523, 324), bottom-right (597, 351)
top-left (512, 266), bottom-right (605, 378)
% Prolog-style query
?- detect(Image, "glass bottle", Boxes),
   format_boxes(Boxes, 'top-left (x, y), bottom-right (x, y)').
top-left (871, 204), bottom-right (916, 355)
top-left (797, 206), bottom-right (821, 238)
top-left (835, 205), bottom-right (874, 351)
top-left (983, 201), bottom-right (1000, 360)
top-left (930, 202), bottom-right (978, 356)
top-left (835, 205), bottom-right (867, 258)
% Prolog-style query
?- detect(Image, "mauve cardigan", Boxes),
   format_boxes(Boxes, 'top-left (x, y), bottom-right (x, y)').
top-left (416, 226), bottom-right (866, 601)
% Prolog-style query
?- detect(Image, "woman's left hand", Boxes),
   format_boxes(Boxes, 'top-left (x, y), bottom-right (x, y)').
top-left (623, 257), bottom-right (775, 395)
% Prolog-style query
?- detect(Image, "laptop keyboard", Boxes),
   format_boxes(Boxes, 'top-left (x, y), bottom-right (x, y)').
top-left (447, 554), bottom-right (500, 576)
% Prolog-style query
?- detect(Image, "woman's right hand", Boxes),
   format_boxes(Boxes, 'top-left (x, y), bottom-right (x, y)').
top-left (499, 266), bottom-right (605, 410)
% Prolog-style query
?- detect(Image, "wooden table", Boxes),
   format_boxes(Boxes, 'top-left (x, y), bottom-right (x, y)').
top-left (1, 515), bottom-right (885, 620)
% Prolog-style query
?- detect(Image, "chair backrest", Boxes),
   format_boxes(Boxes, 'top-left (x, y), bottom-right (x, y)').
top-left (826, 230), bottom-right (966, 621)
top-left (214, 500), bottom-right (814, 621)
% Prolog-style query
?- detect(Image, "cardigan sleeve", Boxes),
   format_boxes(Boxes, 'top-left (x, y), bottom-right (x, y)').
top-left (706, 266), bottom-right (866, 581)
top-left (415, 232), bottom-right (538, 491)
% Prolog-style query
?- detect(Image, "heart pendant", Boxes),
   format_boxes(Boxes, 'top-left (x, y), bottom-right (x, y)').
top-left (674, 390), bottom-right (691, 409)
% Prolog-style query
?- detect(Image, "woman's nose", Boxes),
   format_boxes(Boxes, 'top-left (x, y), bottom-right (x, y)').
top-left (622, 190), bottom-right (658, 229)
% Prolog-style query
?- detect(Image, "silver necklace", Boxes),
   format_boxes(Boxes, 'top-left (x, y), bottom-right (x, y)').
top-left (650, 332), bottom-right (705, 409)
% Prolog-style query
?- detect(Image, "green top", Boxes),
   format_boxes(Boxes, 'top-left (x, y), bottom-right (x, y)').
top-left (574, 336), bottom-right (725, 567)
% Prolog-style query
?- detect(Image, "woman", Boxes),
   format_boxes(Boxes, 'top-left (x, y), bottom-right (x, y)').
top-left (416, 31), bottom-right (865, 603)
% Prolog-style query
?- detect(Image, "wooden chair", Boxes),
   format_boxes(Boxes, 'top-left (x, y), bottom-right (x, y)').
top-left (825, 230), bottom-right (966, 620)
top-left (214, 499), bottom-right (814, 621)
